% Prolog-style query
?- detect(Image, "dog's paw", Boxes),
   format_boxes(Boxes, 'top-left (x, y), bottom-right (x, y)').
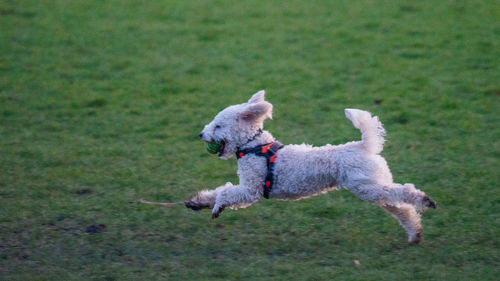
top-left (184, 200), bottom-right (208, 211)
top-left (409, 232), bottom-right (422, 244)
top-left (422, 196), bottom-right (437, 209)
top-left (211, 205), bottom-right (225, 219)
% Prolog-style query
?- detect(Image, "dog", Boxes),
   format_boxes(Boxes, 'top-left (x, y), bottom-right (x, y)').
top-left (185, 90), bottom-right (436, 243)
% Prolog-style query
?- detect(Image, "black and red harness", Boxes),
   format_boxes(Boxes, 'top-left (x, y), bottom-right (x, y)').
top-left (236, 141), bottom-right (284, 199)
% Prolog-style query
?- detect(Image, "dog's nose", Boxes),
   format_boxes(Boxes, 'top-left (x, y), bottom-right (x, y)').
top-left (199, 133), bottom-right (204, 139)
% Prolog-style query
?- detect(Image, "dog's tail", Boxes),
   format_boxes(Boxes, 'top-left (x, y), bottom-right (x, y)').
top-left (344, 109), bottom-right (386, 154)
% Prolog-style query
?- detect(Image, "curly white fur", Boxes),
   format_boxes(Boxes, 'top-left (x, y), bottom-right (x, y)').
top-left (186, 90), bottom-right (436, 243)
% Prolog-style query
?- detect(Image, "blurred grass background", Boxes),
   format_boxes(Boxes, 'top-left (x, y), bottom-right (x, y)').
top-left (1, 0), bottom-right (499, 280)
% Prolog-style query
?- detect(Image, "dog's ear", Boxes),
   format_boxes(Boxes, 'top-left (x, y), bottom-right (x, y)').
top-left (247, 90), bottom-right (266, 103)
top-left (240, 101), bottom-right (273, 121)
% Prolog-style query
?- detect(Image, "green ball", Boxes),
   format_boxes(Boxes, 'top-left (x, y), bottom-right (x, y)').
top-left (205, 140), bottom-right (221, 154)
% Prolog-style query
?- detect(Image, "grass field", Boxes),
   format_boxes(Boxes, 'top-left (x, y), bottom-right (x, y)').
top-left (1, 0), bottom-right (499, 280)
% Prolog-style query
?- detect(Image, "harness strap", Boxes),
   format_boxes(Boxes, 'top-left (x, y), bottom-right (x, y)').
top-left (236, 141), bottom-right (284, 199)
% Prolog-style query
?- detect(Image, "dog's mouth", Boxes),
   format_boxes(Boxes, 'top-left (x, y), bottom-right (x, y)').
top-left (217, 140), bottom-right (226, 156)
top-left (204, 139), bottom-right (226, 156)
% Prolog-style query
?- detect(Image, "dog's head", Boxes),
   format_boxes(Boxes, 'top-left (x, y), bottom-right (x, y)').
top-left (199, 90), bottom-right (273, 159)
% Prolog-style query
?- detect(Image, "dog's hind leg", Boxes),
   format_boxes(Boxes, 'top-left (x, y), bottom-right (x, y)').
top-left (347, 181), bottom-right (436, 211)
top-left (346, 181), bottom-right (433, 243)
top-left (384, 204), bottom-right (422, 244)
top-left (402, 183), bottom-right (437, 210)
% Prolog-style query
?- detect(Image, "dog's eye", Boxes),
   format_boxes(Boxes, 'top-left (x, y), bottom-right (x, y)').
top-left (215, 125), bottom-right (221, 129)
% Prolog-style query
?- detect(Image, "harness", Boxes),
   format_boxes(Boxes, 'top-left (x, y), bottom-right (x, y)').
top-left (236, 141), bottom-right (284, 199)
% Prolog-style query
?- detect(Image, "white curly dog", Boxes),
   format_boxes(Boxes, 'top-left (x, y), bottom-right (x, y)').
top-left (185, 90), bottom-right (436, 243)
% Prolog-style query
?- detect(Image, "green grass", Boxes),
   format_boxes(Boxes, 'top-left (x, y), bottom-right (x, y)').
top-left (1, 0), bottom-right (499, 280)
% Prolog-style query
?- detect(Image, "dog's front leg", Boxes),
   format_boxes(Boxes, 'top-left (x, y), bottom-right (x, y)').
top-left (185, 182), bottom-right (233, 211)
top-left (211, 183), bottom-right (261, 219)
